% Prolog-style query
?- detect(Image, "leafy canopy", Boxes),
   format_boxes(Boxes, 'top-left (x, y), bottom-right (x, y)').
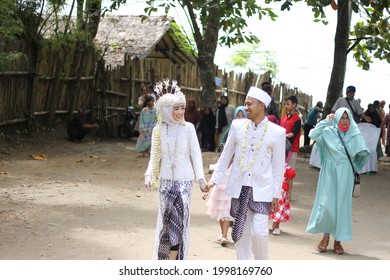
top-left (144, 0), bottom-right (278, 48)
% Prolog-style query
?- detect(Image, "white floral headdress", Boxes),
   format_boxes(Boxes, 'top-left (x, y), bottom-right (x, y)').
top-left (151, 79), bottom-right (186, 188)
top-left (154, 79), bottom-right (186, 111)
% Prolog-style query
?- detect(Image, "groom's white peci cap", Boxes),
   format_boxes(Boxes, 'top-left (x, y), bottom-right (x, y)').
top-left (246, 86), bottom-right (271, 107)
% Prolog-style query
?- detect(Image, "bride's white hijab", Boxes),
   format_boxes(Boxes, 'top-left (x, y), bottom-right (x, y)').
top-left (157, 94), bottom-right (186, 126)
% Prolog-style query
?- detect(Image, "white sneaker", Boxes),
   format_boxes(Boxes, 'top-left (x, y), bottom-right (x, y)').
top-left (216, 234), bottom-right (223, 242)
top-left (272, 228), bottom-right (281, 235)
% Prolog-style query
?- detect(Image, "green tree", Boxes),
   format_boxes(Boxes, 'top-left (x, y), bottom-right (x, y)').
top-left (1, 0), bottom-right (128, 129)
top-left (227, 44), bottom-right (279, 77)
top-left (144, 0), bottom-right (277, 107)
top-left (275, 0), bottom-right (390, 117)
top-left (0, 0), bottom-right (25, 71)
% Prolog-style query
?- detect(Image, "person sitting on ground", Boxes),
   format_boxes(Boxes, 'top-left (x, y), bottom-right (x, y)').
top-left (67, 107), bottom-right (100, 142)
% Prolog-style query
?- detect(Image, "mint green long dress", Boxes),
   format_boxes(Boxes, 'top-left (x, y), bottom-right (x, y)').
top-left (306, 107), bottom-right (370, 241)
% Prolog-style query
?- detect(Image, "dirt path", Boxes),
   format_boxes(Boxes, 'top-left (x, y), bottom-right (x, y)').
top-left (0, 131), bottom-right (389, 260)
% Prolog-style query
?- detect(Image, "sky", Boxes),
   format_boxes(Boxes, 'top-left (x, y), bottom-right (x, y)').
top-left (101, 0), bottom-right (390, 110)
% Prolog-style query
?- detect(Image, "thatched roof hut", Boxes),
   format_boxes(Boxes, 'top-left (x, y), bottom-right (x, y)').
top-left (95, 15), bottom-right (197, 66)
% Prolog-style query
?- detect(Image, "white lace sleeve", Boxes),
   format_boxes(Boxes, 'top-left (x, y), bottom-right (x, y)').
top-left (145, 126), bottom-right (157, 177)
top-left (188, 124), bottom-right (205, 181)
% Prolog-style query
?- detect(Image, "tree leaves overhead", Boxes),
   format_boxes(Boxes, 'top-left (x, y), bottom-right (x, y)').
top-left (0, 0), bottom-right (25, 38)
top-left (144, 0), bottom-right (277, 48)
top-left (271, 0), bottom-right (389, 70)
top-left (143, 0), bottom-right (280, 107)
top-left (350, 1), bottom-right (390, 68)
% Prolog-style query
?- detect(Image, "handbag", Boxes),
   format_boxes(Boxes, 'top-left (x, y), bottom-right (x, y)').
top-left (337, 131), bottom-right (361, 197)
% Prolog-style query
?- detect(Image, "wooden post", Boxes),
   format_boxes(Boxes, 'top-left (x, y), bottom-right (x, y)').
top-left (47, 46), bottom-right (65, 129)
top-left (68, 45), bottom-right (85, 121)
top-left (26, 40), bottom-right (40, 135)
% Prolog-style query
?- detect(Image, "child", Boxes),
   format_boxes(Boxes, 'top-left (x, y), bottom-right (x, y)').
top-left (270, 140), bottom-right (296, 235)
top-left (202, 167), bottom-right (233, 246)
top-left (202, 106), bottom-right (247, 246)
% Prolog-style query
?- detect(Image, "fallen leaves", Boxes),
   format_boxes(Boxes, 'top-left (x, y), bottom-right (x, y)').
top-left (29, 154), bottom-right (47, 160)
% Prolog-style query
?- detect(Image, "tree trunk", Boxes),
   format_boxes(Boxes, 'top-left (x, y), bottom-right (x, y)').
top-left (323, 0), bottom-right (352, 117)
top-left (68, 44), bottom-right (86, 120)
top-left (26, 39), bottom-right (40, 135)
top-left (196, 5), bottom-right (221, 108)
top-left (76, 0), bottom-right (84, 31)
top-left (85, 0), bottom-right (102, 40)
top-left (198, 54), bottom-right (217, 108)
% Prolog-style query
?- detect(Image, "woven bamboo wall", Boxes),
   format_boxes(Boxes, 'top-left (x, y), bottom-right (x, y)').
top-left (0, 39), bottom-right (312, 137)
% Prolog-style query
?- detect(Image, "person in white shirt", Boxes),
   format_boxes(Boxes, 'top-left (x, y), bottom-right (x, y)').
top-left (205, 87), bottom-right (286, 260)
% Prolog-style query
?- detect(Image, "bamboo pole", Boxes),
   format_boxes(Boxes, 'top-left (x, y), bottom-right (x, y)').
top-left (0, 118), bottom-right (28, 126)
top-left (68, 46), bottom-right (84, 120)
top-left (26, 40), bottom-right (40, 135)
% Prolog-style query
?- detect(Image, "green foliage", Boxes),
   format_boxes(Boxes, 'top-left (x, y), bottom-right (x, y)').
top-left (169, 22), bottom-right (198, 57)
top-left (350, 1), bottom-right (390, 69)
top-left (261, 51), bottom-right (279, 76)
top-left (270, 0), bottom-right (389, 70)
top-left (217, 1), bottom-right (277, 47)
top-left (229, 45), bottom-right (255, 67)
top-left (0, 0), bottom-right (25, 38)
top-left (227, 43), bottom-right (279, 76)
top-left (144, 0), bottom-right (277, 48)
top-left (104, 0), bottom-right (128, 13)
top-left (0, 0), bottom-right (28, 71)
top-left (266, 0), bottom-right (329, 24)
top-left (0, 52), bottom-right (26, 72)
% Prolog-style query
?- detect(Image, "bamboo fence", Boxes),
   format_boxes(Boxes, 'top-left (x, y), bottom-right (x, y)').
top-left (0, 39), bottom-right (312, 137)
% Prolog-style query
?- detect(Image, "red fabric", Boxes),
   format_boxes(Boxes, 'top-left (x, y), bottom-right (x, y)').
top-left (338, 123), bottom-right (350, 132)
top-left (282, 166), bottom-right (296, 190)
top-left (280, 113), bottom-right (301, 152)
top-left (266, 115), bottom-right (279, 124)
top-left (270, 165), bottom-right (296, 223)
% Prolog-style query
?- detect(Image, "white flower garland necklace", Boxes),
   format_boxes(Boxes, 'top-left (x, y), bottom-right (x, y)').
top-left (239, 118), bottom-right (269, 173)
top-left (151, 114), bottom-right (185, 188)
top-left (166, 123), bottom-right (179, 179)
top-left (151, 112), bottom-right (162, 188)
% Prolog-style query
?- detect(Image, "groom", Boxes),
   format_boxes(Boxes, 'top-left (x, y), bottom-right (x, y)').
top-left (206, 87), bottom-right (285, 260)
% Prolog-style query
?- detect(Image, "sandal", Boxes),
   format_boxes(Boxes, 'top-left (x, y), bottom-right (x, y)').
top-left (272, 228), bottom-right (281, 235)
top-left (317, 236), bottom-right (330, 252)
top-left (220, 237), bottom-right (229, 247)
top-left (333, 241), bottom-right (344, 255)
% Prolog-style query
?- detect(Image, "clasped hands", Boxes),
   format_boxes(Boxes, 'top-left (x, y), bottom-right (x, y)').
top-left (144, 177), bottom-right (213, 193)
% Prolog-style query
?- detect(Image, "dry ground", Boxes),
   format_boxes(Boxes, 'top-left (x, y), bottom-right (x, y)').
top-left (0, 127), bottom-right (390, 260)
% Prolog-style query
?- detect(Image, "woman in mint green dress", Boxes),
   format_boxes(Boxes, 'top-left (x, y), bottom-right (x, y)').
top-left (306, 107), bottom-right (370, 255)
top-left (135, 95), bottom-right (157, 157)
